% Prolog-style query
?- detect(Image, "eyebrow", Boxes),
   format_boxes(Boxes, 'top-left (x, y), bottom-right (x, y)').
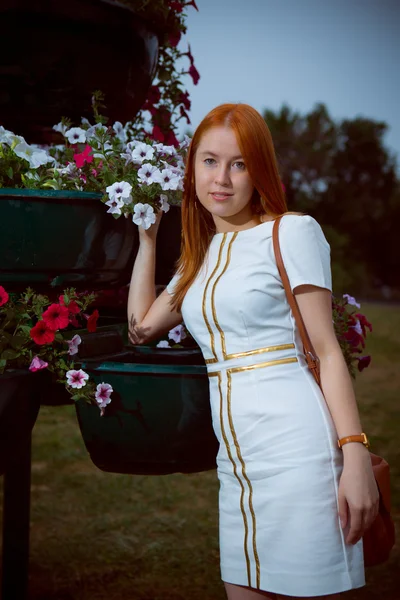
top-left (199, 150), bottom-right (244, 160)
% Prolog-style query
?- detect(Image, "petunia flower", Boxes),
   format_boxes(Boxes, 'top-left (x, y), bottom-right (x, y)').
top-left (188, 63), bottom-right (200, 85)
top-left (168, 324), bottom-right (187, 344)
top-left (132, 203), bottom-right (156, 230)
top-left (66, 369), bottom-right (89, 389)
top-left (0, 285), bottom-right (9, 306)
top-left (74, 144), bottom-right (93, 168)
top-left (95, 382), bottom-right (113, 415)
top-left (131, 142), bottom-right (155, 164)
top-left (87, 309), bottom-right (99, 333)
top-left (159, 194), bottom-right (170, 213)
top-left (112, 121), bottom-right (127, 144)
top-left (357, 355), bottom-right (371, 372)
top-left (343, 294), bottom-right (361, 309)
top-left (66, 334), bottom-right (82, 356)
top-left (157, 340), bottom-right (170, 348)
top-left (13, 141), bottom-right (54, 168)
top-left (29, 356), bottom-right (49, 372)
top-left (106, 181), bottom-right (132, 201)
top-left (30, 321), bottom-right (55, 345)
top-left (105, 196), bottom-right (124, 215)
top-left (52, 122), bottom-right (68, 136)
top-left (137, 163), bottom-right (160, 185)
top-left (86, 123), bottom-right (107, 141)
top-left (42, 303), bottom-right (70, 331)
top-left (65, 127), bottom-right (87, 144)
top-left (59, 296), bottom-right (81, 315)
top-left (154, 168), bottom-right (181, 191)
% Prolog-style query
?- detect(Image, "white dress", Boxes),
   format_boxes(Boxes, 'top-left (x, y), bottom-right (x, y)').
top-left (166, 214), bottom-right (365, 597)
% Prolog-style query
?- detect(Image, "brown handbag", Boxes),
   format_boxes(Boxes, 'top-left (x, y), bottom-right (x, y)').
top-left (272, 215), bottom-right (396, 568)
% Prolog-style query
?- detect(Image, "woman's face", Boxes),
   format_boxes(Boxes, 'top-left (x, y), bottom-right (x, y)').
top-left (194, 126), bottom-right (255, 229)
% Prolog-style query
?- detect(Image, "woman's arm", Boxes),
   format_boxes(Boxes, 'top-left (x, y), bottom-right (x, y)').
top-left (127, 212), bottom-right (183, 345)
top-left (294, 284), bottom-right (379, 545)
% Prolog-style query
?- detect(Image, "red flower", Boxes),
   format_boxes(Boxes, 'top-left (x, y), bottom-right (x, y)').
top-left (169, 30), bottom-right (182, 47)
top-left (188, 64), bottom-right (200, 85)
top-left (0, 286), bottom-right (9, 306)
top-left (152, 125), bottom-right (165, 143)
top-left (164, 130), bottom-right (180, 147)
top-left (177, 91), bottom-right (191, 111)
top-left (169, 1), bottom-right (184, 12)
top-left (74, 144), bottom-right (93, 168)
top-left (87, 309), bottom-right (99, 333)
top-left (355, 313), bottom-right (373, 337)
top-left (59, 295), bottom-right (81, 315)
top-left (185, 0), bottom-right (199, 10)
top-left (30, 320), bottom-right (55, 345)
top-left (357, 355), bottom-right (371, 372)
top-left (42, 303), bottom-right (70, 331)
top-left (179, 105), bottom-right (191, 124)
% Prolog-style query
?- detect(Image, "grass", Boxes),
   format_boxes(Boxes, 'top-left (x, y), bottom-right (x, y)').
top-left (1, 302), bottom-right (399, 599)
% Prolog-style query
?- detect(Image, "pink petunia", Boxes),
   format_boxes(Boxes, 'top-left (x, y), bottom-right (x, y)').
top-left (66, 369), bottom-right (89, 389)
top-left (95, 382), bottom-right (113, 416)
top-left (29, 356), bottom-right (49, 372)
top-left (74, 144), bottom-right (93, 168)
top-left (42, 303), bottom-right (70, 331)
top-left (0, 286), bottom-right (9, 306)
top-left (66, 334), bottom-right (81, 356)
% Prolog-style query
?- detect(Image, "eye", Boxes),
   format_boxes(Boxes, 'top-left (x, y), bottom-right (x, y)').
top-left (233, 161), bottom-right (246, 170)
top-left (204, 158), bottom-right (215, 165)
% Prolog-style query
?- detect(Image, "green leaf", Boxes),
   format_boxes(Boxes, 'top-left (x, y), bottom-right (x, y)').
top-left (7, 167), bottom-right (13, 179)
top-left (20, 325), bottom-right (32, 335)
top-left (1, 349), bottom-right (20, 360)
top-left (0, 359), bottom-right (7, 368)
top-left (71, 394), bottom-right (83, 401)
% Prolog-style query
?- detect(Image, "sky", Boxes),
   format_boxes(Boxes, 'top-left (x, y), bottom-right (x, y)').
top-left (176, 0), bottom-right (400, 170)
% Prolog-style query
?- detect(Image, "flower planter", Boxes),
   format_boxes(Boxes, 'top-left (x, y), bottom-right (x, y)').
top-left (0, 0), bottom-right (159, 144)
top-left (0, 189), bottom-right (182, 292)
top-left (76, 349), bottom-right (219, 475)
top-left (0, 369), bottom-right (42, 475)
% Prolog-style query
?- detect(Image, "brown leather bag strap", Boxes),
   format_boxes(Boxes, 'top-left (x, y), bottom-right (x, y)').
top-left (272, 215), bottom-right (322, 387)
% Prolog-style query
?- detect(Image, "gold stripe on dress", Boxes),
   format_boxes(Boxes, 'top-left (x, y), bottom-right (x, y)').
top-left (211, 233), bottom-right (238, 359)
top-left (227, 370), bottom-right (261, 589)
top-left (213, 371), bottom-right (252, 587)
top-left (225, 343), bottom-right (295, 361)
top-left (201, 234), bottom-right (227, 364)
top-left (229, 357), bottom-right (298, 373)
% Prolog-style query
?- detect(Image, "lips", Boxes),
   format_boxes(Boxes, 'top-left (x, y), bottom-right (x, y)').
top-left (210, 192), bottom-right (233, 201)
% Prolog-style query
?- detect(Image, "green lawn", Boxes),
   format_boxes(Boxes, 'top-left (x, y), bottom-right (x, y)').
top-left (1, 302), bottom-right (399, 599)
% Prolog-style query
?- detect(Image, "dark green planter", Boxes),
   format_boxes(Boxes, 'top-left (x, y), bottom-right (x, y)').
top-left (0, 190), bottom-right (182, 292)
top-left (0, 369), bottom-right (42, 475)
top-left (76, 350), bottom-right (218, 475)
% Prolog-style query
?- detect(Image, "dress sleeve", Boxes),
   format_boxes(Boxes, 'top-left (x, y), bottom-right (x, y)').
top-left (166, 271), bottom-right (180, 296)
top-left (278, 215), bottom-right (332, 293)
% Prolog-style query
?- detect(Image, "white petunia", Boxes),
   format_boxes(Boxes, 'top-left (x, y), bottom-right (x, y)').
top-left (113, 121), bottom-right (127, 144)
top-left (81, 117), bottom-right (91, 126)
top-left (13, 142), bottom-right (54, 168)
top-left (179, 134), bottom-right (191, 151)
top-left (154, 168), bottom-right (181, 191)
top-left (137, 163), bottom-right (160, 185)
top-left (86, 123), bottom-right (107, 141)
top-left (105, 196), bottom-right (124, 215)
top-left (52, 122), bottom-right (68, 136)
top-left (106, 181), bottom-right (132, 201)
top-left (65, 127), bottom-right (87, 144)
top-left (352, 319), bottom-right (363, 336)
top-left (132, 203), bottom-right (156, 230)
top-left (93, 142), bottom-right (113, 159)
top-left (159, 194), bottom-right (170, 213)
top-left (67, 334), bottom-right (82, 356)
top-left (1, 130), bottom-right (25, 147)
top-left (154, 143), bottom-right (176, 156)
top-left (131, 142), bottom-right (155, 164)
top-left (168, 324), bottom-right (187, 344)
top-left (157, 340), bottom-right (171, 348)
top-left (59, 162), bottom-right (78, 177)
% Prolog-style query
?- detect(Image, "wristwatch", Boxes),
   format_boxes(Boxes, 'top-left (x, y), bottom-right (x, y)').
top-left (337, 432), bottom-right (370, 450)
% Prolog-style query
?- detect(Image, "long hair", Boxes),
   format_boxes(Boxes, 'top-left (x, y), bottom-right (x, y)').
top-left (170, 103), bottom-right (288, 311)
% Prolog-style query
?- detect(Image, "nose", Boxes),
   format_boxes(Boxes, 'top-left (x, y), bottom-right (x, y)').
top-left (215, 164), bottom-right (231, 187)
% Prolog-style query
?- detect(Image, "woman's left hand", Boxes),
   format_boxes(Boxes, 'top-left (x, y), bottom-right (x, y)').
top-left (337, 444), bottom-right (380, 545)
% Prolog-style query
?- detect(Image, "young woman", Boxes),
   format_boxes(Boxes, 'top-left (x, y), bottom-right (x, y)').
top-left (127, 103), bottom-right (379, 600)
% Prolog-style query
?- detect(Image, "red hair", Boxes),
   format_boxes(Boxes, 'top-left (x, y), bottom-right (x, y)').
top-left (170, 103), bottom-right (288, 311)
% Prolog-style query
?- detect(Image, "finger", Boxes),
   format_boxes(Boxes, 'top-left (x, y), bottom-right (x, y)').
top-left (346, 509), bottom-right (363, 544)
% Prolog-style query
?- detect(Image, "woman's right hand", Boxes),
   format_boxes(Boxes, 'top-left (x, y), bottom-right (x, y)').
top-left (138, 208), bottom-right (163, 244)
